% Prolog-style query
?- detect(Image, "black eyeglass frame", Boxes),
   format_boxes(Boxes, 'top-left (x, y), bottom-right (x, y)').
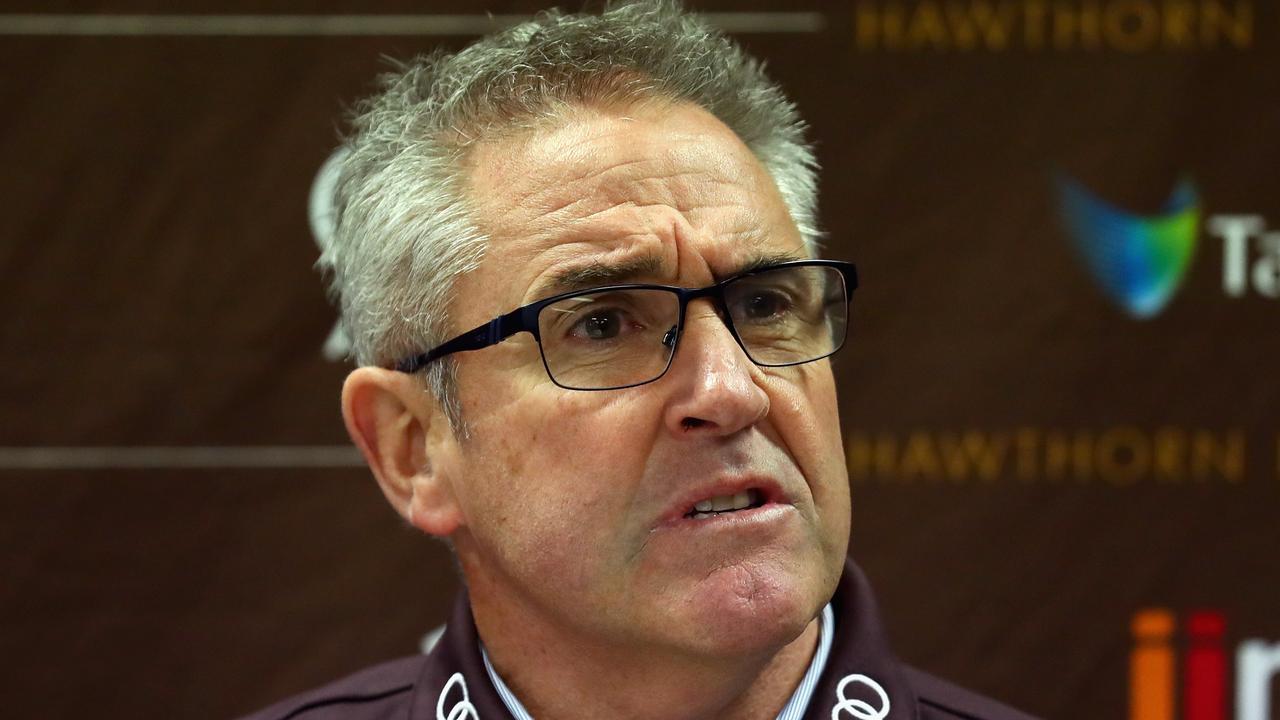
top-left (392, 259), bottom-right (859, 391)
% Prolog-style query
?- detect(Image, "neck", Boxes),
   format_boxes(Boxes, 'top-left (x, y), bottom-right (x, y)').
top-left (464, 565), bottom-right (821, 720)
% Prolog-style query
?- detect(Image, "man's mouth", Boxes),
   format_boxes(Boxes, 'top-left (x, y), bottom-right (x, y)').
top-left (682, 488), bottom-right (766, 520)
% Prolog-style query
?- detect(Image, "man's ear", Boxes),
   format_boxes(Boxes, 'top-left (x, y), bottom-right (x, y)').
top-left (341, 367), bottom-right (463, 537)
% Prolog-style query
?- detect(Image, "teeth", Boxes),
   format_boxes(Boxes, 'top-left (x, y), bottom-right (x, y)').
top-left (690, 489), bottom-right (760, 517)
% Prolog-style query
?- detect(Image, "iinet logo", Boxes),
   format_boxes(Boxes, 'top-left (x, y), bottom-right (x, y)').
top-left (1131, 609), bottom-right (1280, 720)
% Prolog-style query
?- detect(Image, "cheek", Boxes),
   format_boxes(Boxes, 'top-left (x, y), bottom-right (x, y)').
top-left (456, 383), bottom-right (660, 587)
top-left (768, 365), bottom-right (849, 514)
top-left (771, 364), bottom-right (842, 453)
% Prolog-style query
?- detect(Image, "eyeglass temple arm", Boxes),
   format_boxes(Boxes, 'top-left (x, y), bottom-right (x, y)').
top-left (394, 307), bottom-right (529, 373)
top-left (841, 263), bottom-right (859, 294)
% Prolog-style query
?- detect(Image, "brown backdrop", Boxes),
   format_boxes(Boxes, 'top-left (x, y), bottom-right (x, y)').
top-left (1, 2), bottom-right (1277, 718)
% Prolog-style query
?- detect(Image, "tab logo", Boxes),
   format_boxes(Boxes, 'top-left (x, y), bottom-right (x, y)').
top-left (1130, 608), bottom-right (1280, 720)
top-left (1055, 174), bottom-right (1200, 318)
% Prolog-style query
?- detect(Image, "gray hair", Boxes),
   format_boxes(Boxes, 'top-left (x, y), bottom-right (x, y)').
top-left (319, 0), bottom-right (820, 432)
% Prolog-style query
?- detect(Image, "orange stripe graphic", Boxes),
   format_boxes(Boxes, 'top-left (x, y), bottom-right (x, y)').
top-left (1131, 609), bottom-right (1176, 720)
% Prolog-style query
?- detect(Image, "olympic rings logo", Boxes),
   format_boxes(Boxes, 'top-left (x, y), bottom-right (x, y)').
top-left (831, 673), bottom-right (890, 720)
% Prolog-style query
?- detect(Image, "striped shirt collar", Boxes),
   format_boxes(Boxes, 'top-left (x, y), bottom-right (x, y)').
top-left (480, 602), bottom-right (836, 720)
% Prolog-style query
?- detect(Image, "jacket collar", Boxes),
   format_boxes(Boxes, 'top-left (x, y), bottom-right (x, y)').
top-left (802, 558), bottom-right (919, 720)
top-left (409, 557), bottom-right (918, 720)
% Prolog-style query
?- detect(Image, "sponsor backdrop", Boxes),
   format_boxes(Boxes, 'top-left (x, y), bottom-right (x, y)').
top-left (0, 1), bottom-right (1275, 718)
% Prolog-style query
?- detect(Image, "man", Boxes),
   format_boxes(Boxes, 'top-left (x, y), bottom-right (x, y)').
top-left (247, 2), bottom-right (1038, 718)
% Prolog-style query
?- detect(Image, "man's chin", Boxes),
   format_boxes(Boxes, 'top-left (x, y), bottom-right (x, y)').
top-left (669, 562), bottom-right (820, 657)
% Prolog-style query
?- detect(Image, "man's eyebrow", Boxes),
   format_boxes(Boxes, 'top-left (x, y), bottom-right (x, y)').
top-left (728, 251), bottom-right (809, 277)
top-left (533, 255), bottom-right (667, 299)
top-left (533, 250), bottom-right (808, 299)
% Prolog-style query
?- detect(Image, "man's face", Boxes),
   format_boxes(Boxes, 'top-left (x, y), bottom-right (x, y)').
top-left (442, 101), bottom-right (850, 658)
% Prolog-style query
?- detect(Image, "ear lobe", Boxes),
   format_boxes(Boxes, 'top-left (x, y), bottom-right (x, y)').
top-left (341, 367), bottom-right (464, 537)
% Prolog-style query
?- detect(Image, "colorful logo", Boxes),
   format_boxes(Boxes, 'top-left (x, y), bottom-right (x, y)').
top-left (1055, 174), bottom-right (1201, 318)
top-left (1130, 608), bottom-right (1280, 720)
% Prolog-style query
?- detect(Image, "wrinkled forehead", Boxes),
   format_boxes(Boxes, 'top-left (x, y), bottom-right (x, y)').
top-left (459, 101), bottom-right (803, 296)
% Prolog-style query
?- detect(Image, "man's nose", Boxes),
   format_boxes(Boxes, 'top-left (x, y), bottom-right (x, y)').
top-left (660, 302), bottom-right (770, 437)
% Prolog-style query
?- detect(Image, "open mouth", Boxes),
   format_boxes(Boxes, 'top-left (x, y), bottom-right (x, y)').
top-left (682, 488), bottom-right (766, 520)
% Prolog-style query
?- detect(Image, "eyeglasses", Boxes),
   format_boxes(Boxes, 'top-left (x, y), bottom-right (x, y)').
top-left (393, 259), bottom-right (858, 391)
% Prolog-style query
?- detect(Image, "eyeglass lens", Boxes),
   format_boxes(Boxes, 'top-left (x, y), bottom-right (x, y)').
top-left (535, 265), bottom-right (849, 390)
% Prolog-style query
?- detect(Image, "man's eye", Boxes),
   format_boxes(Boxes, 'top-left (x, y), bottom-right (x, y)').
top-left (572, 309), bottom-right (626, 339)
top-left (740, 291), bottom-right (792, 320)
